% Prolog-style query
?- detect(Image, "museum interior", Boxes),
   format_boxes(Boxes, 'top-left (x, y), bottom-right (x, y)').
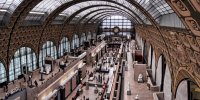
top-left (0, 0), bottom-right (200, 100)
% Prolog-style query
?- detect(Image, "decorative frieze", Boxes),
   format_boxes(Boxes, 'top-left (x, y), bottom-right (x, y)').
top-left (171, 0), bottom-right (190, 16)
top-left (136, 24), bottom-right (200, 94)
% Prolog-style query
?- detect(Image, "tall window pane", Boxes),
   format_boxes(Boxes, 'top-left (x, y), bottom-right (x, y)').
top-left (39, 41), bottom-right (57, 67)
top-left (99, 15), bottom-right (133, 37)
top-left (9, 47), bottom-right (36, 81)
top-left (59, 37), bottom-right (70, 57)
top-left (80, 33), bottom-right (86, 46)
top-left (0, 62), bottom-right (6, 83)
top-left (72, 34), bottom-right (79, 49)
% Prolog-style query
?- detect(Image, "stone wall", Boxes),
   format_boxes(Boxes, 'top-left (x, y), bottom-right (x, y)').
top-left (0, 23), bottom-right (97, 81)
top-left (135, 25), bottom-right (200, 99)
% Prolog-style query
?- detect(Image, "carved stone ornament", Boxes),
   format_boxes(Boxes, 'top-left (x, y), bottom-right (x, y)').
top-left (194, 51), bottom-right (200, 66)
top-left (190, 0), bottom-right (200, 13)
top-left (171, 0), bottom-right (191, 16)
top-left (195, 37), bottom-right (200, 48)
top-left (178, 33), bottom-right (190, 48)
top-left (193, 63), bottom-right (200, 80)
top-left (185, 17), bottom-right (200, 36)
top-left (176, 43), bottom-right (189, 66)
top-left (186, 35), bottom-right (200, 52)
top-left (186, 47), bottom-right (196, 63)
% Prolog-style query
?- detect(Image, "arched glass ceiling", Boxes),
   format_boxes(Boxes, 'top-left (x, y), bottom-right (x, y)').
top-left (0, 0), bottom-right (174, 25)
top-left (70, 10), bottom-right (117, 24)
top-left (0, 0), bottom-right (22, 13)
top-left (72, 8), bottom-right (134, 24)
top-left (79, 10), bottom-right (134, 24)
top-left (54, 1), bottom-right (144, 24)
top-left (69, 7), bottom-right (111, 22)
top-left (91, 13), bottom-right (120, 23)
top-left (58, 1), bottom-right (140, 18)
top-left (53, 8), bottom-right (135, 24)
top-left (68, 6), bottom-right (140, 24)
top-left (25, 1), bottom-right (144, 24)
top-left (95, 14), bottom-right (134, 24)
top-left (136, 0), bottom-right (173, 22)
top-left (82, 12), bottom-right (111, 24)
top-left (45, 1), bottom-right (144, 25)
top-left (81, 11), bottom-right (113, 24)
top-left (88, 12), bottom-right (133, 24)
top-left (94, 12), bottom-right (134, 23)
top-left (31, 0), bottom-right (136, 14)
top-left (31, 0), bottom-right (72, 14)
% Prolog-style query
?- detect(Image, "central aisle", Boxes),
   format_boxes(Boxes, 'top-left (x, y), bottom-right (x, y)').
top-left (66, 48), bottom-right (119, 100)
top-left (123, 51), bottom-right (154, 100)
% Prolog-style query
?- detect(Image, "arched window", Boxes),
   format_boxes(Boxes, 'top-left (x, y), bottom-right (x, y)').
top-left (143, 41), bottom-right (148, 63)
top-left (72, 38), bottom-right (74, 50)
top-left (76, 35), bottom-right (79, 48)
top-left (80, 33), bottom-right (86, 45)
top-left (39, 41), bottom-right (57, 66)
top-left (148, 46), bottom-right (152, 67)
top-left (152, 51), bottom-right (156, 81)
top-left (175, 79), bottom-right (200, 100)
top-left (100, 15), bottom-right (133, 37)
top-left (72, 34), bottom-right (79, 49)
top-left (0, 62), bottom-right (6, 83)
top-left (9, 47), bottom-right (36, 81)
top-left (59, 37), bottom-right (70, 57)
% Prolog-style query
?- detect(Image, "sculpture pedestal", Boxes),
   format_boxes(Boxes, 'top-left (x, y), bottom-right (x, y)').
top-left (125, 66), bottom-right (128, 71)
top-left (86, 82), bottom-right (89, 90)
top-left (127, 89), bottom-right (131, 95)
top-left (127, 82), bottom-right (131, 95)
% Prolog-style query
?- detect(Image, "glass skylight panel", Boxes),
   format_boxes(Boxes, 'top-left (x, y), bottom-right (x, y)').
top-left (0, 0), bottom-right (175, 25)
top-left (76, 0), bottom-right (141, 23)
top-left (99, 13), bottom-right (125, 22)
top-left (91, 11), bottom-right (106, 18)
top-left (74, 6), bottom-right (128, 23)
top-left (62, 1), bottom-right (138, 24)
top-left (74, 7), bottom-right (109, 22)
top-left (25, 0), bottom-right (146, 24)
top-left (117, 0), bottom-right (125, 5)
top-left (92, 13), bottom-right (109, 22)
top-left (61, 1), bottom-right (102, 16)
top-left (80, 8), bottom-right (95, 14)
top-left (63, 5), bottom-right (80, 15)
top-left (136, 0), bottom-right (173, 22)
top-left (0, 0), bottom-right (23, 13)
top-left (87, 11), bottom-right (105, 20)
top-left (31, 0), bottom-right (72, 14)
top-left (54, 15), bottom-right (66, 20)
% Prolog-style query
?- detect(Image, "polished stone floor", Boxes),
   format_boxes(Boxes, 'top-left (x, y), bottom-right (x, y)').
top-left (67, 85), bottom-right (103, 100)
top-left (123, 52), bottom-right (154, 100)
top-left (67, 45), bottom-right (154, 100)
top-left (67, 51), bottom-right (116, 100)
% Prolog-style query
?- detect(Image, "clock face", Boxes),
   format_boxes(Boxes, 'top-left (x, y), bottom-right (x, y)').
top-left (113, 27), bottom-right (120, 34)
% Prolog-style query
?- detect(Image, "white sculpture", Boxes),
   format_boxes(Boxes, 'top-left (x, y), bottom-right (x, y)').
top-left (135, 94), bottom-right (139, 100)
top-left (138, 74), bottom-right (143, 83)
